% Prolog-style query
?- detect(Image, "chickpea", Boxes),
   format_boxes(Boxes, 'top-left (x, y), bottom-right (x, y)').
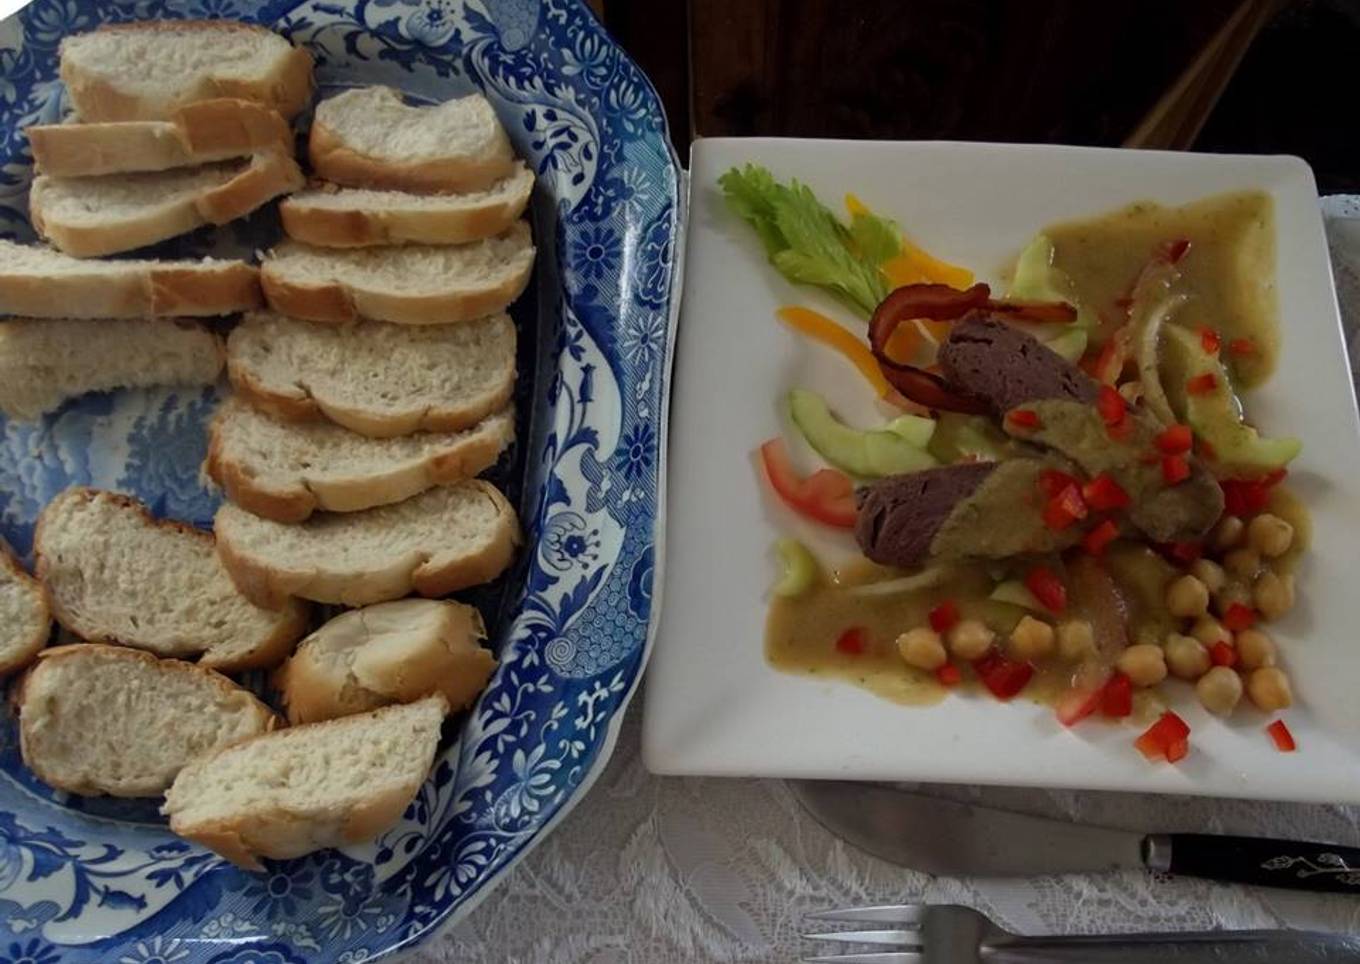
top-left (1247, 666), bottom-right (1293, 711)
top-left (1212, 515), bottom-right (1245, 551)
top-left (897, 627), bottom-right (947, 671)
top-left (1235, 628), bottom-right (1277, 670)
top-left (1009, 615), bottom-right (1055, 661)
top-left (1196, 666), bottom-right (1244, 715)
top-left (1224, 547), bottom-right (1262, 580)
top-left (1164, 633), bottom-right (1211, 680)
top-left (1191, 615), bottom-right (1232, 649)
top-left (947, 619), bottom-right (995, 661)
top-left (1247, 513), bottom-right (1294, 559)
top-left (1254, 571), bottom-right (1296, 622)
top-left (1165, 574), bottom-right (1210, 618)
top-left (1117, 643), bottom-right (1168, 687)
top-left (1189, 558), bottom-right (1227, 594)
top-left (1213, 580), bottom-right (1254, 618)
top-left (1057, 620), bottom-right (1096, 661)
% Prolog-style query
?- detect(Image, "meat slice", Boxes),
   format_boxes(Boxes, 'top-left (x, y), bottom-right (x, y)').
top-left (856, 462), bottom-right (995, 569)
top-left (938, 311), bottom-right (1098, 412)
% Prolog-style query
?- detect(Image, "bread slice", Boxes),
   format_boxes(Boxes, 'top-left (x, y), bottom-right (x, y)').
top-left (0, 318), bottom-right (224, 420)
top-left (26, 100), bottom-right (292, 178)
top-left (0, 241), bottom-right (260, 317)
top-left (260, 222), bottom-right (534, 325)
top-left (60, 21), bottom-right (313, 122)
top-left (31, 152), bottom-right (305, 257)
top-left (35, 488), bottom-right (308, 670)
top-left (206, 396), bottom-right (514, 523)
top-left (274, 599), bottom-right (497, 724)
top-left (163, 694), bottom-right (447, 869)
top-left (226, 310), bottom-right (516, 438)
top-left (279, 164), bottom-right (534, 247)
top-left (0, 540), bottom-right (50, 677)
top-left (215, 481), bottom-right (520, 607)
top-left (309, 86), bottom-right (515, 193)
top-left (16, 644), bottom-right (278, 797)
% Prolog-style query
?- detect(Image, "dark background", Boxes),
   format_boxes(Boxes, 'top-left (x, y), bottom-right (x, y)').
top-left (596, 0), bottom-right (1359, 192)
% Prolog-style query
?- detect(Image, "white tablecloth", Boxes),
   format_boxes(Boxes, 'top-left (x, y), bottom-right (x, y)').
top-left (418, 197), bottom-right (1360, 963)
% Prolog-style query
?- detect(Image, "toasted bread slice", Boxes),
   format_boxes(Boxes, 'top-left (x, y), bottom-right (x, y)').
top-left (0, 318), bottom-right (224, 420)
top-left (274, 599), bottom-right (496, 724)
top-left (59, 20), bottom-right (313, 122)
top-left (16, 644), bottom-right (278, 797)
top-left (0, 241), bottom-right (260, 317)
top-left (26, 99), bottom-right (293, 177)
top-left (279, 164), bottom-right (534, 247)
top-left (215, 481), bottom-right (520, 607)
top-left (0, 540), bottom-right (50, 677)
top-left (226, 310), bottom-right (516, 438)
top-left (35, 487), bottom-right (308, 670)
top-left (31, 152), bottom-right (304, 257)
top-left (163, 695), bottom-right (447, 869)
top-left (206, 395), bottom-right (514, 522)
top-left (260, 222), bottom-right (533, 324)
top-left (309, 86), bottom-right (514, 193)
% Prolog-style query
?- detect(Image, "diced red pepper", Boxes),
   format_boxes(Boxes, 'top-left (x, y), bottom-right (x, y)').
top-left (1006, 408), bottom-right (1041, 430)
top-left (759, 438), bottom-right (858, 528)
top-left (1220, 471), bottom-right (1286, 516)
top-left (1223, 603), bottom-right (1257, 632)
top-left (1200, 327), bottom-right (1221, 355)
top-left (1167, 541), bottom-right (1203, 563)
top-left (1025, 566), bottom-right (1067, 614)
top-left (1155, 424), bottom-right (1194, 455)
top-left (1160, 238), bottom-right (1192, 264)
top-left (1266, 719), bottom-right (1296, 752)
top-left (974, 649), bottom-right (1035, 700)
top-left (935, 663), bottom-right (962, 687)
top-left (1165, 737), bottom-right (1190, 763)
top-left (1197, 438), bottom-right (1218, 461)
top-left (1043, 484), bottom-right (1088, 531)
top-left (1039, 469), bottom-right (1082, 499)
top-left (1082, 518), bottom-right (1120, 556)
top-left (1100, 672), bottom-right (1133, 718)
top-left (1135, 711), bottom-right (1191, 763)
top-left (1055, 679), bottom-right (1105, 726)
top-left (835, 627), bottom-right (866, 656)
top-left (1228, 337), bottom-right (1258, 357)
top-left (1186, 373), bottom-right (1218, 396)
top-left (1162, 455), bottom-right (1191, 485)
top-left (1096, 385), bottom-right (1126, 426)
top-left (1106, 416), bottom-right (1135, 442)
top-left (1210, 641), bottom-right (1238, 667)
top-left (1082, 473), bottom-right (1131, 510)
top-left (928, 599), bottom-right (960, 634)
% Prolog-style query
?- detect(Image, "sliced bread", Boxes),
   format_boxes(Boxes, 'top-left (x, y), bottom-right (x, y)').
top-left (16, 644), bottom-right (278, 797)
top-left (163, 695), bottom-right (447, 869)
top-left (60, 20), bottom-right (314, 122)
top-left (31, 152), bottom-right (305, 257)
top-left (226, 310), bottom-right (516, 438)
top-left (274, 599), bottom-right (497, 724)
top-left (279, 164), bottom-right (534, 247)
top-left (310, 86), bottom-right (515, 193)
top-left (260, 222), bottom-right (534, 324)
top-left (0, 318), bottom-right (224, 420)
top-left (0, 240), bottom-right (260, 317)
top-left (35, 488), bottom-right (308, 670)
top-left (206, 396), bottom-right (515, 522)
top-left (0, 540), bottom-right (50, 677)
top-left (26, 99), bottom-right (293, 177)
top-left (215, 481), bottom-right (520, 607)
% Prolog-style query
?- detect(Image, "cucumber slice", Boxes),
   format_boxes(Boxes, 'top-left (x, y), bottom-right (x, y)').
top-left (788, 389), bottom-right (937, 478)
top-left (988, 579), bottom-right (1044, 612)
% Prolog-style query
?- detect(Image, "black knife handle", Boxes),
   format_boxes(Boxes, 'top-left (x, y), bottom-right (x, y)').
top-left (1150, 832), bottom-right (1360, 893)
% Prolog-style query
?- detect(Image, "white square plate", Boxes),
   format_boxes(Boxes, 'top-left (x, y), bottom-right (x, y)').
top-left (644, 137), bottom-right (1360, 802)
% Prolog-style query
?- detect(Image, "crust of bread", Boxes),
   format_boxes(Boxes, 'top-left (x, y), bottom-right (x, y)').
top-left (0, 540), bottom-right (50, 678)
top-left (0, 256), bottom-right (261, 318)
top-left (33, 488), bottom-right (308, 671)
top-left (259, 251), bottom-right (532, 326)
top-left (278, 177), bottom-right (532, 248)
top-left (26, 100), bottom-right (292, 177)
top-left (31, 152), bottom-right (305, 258)
top-left (61, 20), bottom-right (314, 122)
top-left (214, 481), bottom-right (521, 607)
top-left (204, 406), bottom-right (513, 524)
top-left (309, 120), bottom-right (515, 195)
top-left (14, 643), bottom-right (280, 798)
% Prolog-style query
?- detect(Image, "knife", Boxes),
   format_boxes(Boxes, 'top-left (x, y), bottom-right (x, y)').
top-left (791, 779), bottom-right (1360, 894)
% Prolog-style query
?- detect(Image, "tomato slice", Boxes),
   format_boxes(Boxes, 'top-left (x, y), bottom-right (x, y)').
top-left (759, 438), bottom-right (857, 528)
top-left (974, 650), bottom-right (1035, 701)
top-left (1024, 565), bottom-right (1068, 614)
top-left (1135, 711), bottom-right (1191, 762)
top-left (1266, 719), bottom-right (1297, 752)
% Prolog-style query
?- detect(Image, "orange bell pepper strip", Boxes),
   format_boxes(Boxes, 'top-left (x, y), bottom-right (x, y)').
top-left (776, 306), bottom-right (892, 397)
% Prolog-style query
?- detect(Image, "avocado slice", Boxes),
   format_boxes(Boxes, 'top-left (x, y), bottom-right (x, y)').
top-left (788, 389), bottom-right (937, 478)
top-left (1162, 326), bottom-right (1301, 475)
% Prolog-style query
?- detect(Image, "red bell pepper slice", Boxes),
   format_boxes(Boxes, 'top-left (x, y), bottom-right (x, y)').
top-left (1025, 565), bottom-right (1067, 614)
top-left (1266, 719), bottom-right (1296, 752)
top-left (928, 600), bottom-right (960, 634)
top-left (759, 438), bottom-right (857, 528)
top-left (974, 649), bottom-right (1034, 701)
top-left (1222, 603), bottom-right (1257, 632)
top-left (1135, 711), bottom-right (1191, 762)
top-left (1155, 424), bottom-right (1194, 456)
top-left (1100, 672), bottom-right (1133, 718)
top-left (835, 627), bottom-right (866, 655)
top-left (1083, 518), bottom-right (1120, 556)
top-left (1082, 473), bottom-right (1131, 510)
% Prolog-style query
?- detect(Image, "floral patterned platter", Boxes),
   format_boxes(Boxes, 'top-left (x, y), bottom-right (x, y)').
top-left (0, 0), bottom-right (682, 960)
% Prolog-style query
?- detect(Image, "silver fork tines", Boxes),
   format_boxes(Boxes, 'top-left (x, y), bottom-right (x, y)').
top-left (804, 954), bottom-right (921, 964)
top-left (805, 904), bottom-right (924, 925)
top-left (804, 929), bottom-right (922, 947)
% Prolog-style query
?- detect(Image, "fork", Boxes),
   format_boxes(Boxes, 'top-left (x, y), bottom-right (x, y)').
top-left (804, 903), bottom-right (1360, 963)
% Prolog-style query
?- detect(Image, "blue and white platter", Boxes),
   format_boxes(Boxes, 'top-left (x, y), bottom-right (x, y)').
top-left (0, 0), bottom-right (683, 959)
